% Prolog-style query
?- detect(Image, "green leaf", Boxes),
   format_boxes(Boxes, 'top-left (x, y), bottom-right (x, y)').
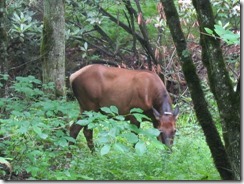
top-left (100, 107), bottom-right (112, 114)
top-left (114, 115), bottom-right (125, 121)
top-left (39, 133), bottom-right (48, 139)
top-left (18, 124), bottom-right (29, 134)
top-left (64, 136), bottom-right (76, 143)
top-left (33, 126), bottom-right (48, 139)
top-left (133, 113), bottom-right (150, 122)
top-left (46, 110), bottom-right (54, 117)
top-left (97, 136), bottom-right (110, 145)
top-left (0, 74), bottom-right (9, 81)
top-left (121, 132), bottom-right (138, 144)
top-left (221, 33), bottom-right (239, 44)
top-left (110, 106), bottom-right (119, 114)
top-left (150, 138), bottom-right (165, 149)
top-left (135, 141), bottom-right (147, 155)
top-left (214, 25), bottom-right (240, 45)
top-left (143, 128), bottom-right (160, 137)
top-left (0, 157), bottom-right (12, 174)
top-left (76, 119), bottom-right (89, 126)
top-left (0, 157), bottom-right (12, 164)
top-left (33, 126), bottom-right (42, 135)
top-left (127, 124), bottom-right (140, 134)
top-left (204, 27), bottom-right (213, 34)
top-left (214, 25), bottom-right (226, 36)
top-left (88, 122), bottom-right (96, 129)
top-left (182, 49), bottom-right (190, 58)
top-left (56, 137), bottom-right (68, 147)
top-left (113, 143), bottom-right (128, 153)
top-left (130, 108), bottom-right (143, 113)
top-left (100, 144), bottom-right (111, 156)
top-left (108, 127), bottom-right (117, 138)
top-left (82, 110), bottom-right (95, 118)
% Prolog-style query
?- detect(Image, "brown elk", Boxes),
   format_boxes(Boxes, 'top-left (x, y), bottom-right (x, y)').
top-left (69, 64), bottom-right (179, 151)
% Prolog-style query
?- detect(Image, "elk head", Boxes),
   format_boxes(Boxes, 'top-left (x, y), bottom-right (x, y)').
top-left (153, 106), bottom-right (179, 147)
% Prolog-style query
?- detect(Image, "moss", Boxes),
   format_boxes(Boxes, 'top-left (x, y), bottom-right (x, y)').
top-left (40, 1), bottom-right (66, 98)
top-left (40, 15), bottom-right (55, 86)
top-left (193, 0), bottom-right (240, 179)
top-left (40, 16), bottom-right (53, 60)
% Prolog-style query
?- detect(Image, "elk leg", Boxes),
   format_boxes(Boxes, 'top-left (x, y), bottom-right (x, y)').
top-left (67, 122), bottom-right (84, 158)
top-left (69, 123), bottom-right (84, 145)
top-left (83, 125), bottom-right (95, 152)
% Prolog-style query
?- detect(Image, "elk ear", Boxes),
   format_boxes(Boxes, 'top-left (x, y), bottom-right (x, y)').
top-left (173, 106), bottom-right (179, 119)
top-left (152, 107), bottom-right (161, 120)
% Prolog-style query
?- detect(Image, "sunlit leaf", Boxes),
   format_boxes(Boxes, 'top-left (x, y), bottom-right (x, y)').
top-left (100, 144), bottom-right (111, 156)
top-left (76, 119), bottom-right (89, 126)
top-left (204, 27), bottom-right (213, 35)
top-left (110, 106), bottom-right (119, 114)
top-left (121, 132), bottom-right (138, 144)
top-left (135, 141), bottom-right (147, 155)
top-left (101, 107), bottom-right (112, 114)
top-left (130, 108), bottom-right (143, 113)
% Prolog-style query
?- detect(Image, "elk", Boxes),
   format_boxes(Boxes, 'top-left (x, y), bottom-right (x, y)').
top-left (69, 64), bottom-right (179, 151)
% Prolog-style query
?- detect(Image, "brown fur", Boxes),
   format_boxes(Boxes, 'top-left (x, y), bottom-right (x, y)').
top-left (69, 64), bottom-right (179, 150)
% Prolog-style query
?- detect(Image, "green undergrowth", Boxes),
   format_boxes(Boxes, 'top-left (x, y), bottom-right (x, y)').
top-left (67, 118), bottom-right (220, 180)
top-left (0, 75), bottom-right (221, 180)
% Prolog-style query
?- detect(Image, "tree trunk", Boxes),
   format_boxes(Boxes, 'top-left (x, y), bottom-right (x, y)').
top-left (192, 0), bottom-right (240, 180)
top-left (0, 0), bottom-right (8, 98)
top-left (160, 0), bottom-right (233, 180)
top-left (41, 0), bottom-right (66, 97)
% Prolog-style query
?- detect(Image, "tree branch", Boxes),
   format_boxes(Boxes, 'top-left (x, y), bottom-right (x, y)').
top-left (123, 0), bottom-right (139, 62)
top-left (96, 3), bottom-right (158, 67)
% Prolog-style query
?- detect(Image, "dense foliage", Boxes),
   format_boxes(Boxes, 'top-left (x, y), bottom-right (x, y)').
top-left (0, 0), bottom-right (240, 181)
top-left (0, 76), bottom-right (220, 180)
top-left (5, 0), bottom-right (239, 77)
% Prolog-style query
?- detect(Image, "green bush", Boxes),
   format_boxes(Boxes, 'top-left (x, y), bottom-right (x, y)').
top-left (0, 76), bottom-right (220, 180)
top-left (0, 76), bottom-right (78, 179)
top-left (76, 106), bottom-right (164, 156)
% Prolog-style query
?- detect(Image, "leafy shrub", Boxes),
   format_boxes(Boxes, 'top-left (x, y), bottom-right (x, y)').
top-left (204, 22), bottom-right (240, 45)
top-left (75, 106), bottom-right (165, 156)
top-left (0, 76), bottom-right (163, 179)
top-left (0, 76), bottom-right (220, 180)
top-left (211, 0), bottom-right (240, 29)
top-left (59, 113), bottom-right (220, 180)
top-left (0, 76), bottom-right (78, 179)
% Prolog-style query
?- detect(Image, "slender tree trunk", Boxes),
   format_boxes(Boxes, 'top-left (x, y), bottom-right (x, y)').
top-left (0, 0), bottom-right (8, 98)
top-left (160, 0), bottom-right (233, 180)
top-left (192, 0), bottom-right (240, 180)
top-left (41, 0), bottom-right (66, 97)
